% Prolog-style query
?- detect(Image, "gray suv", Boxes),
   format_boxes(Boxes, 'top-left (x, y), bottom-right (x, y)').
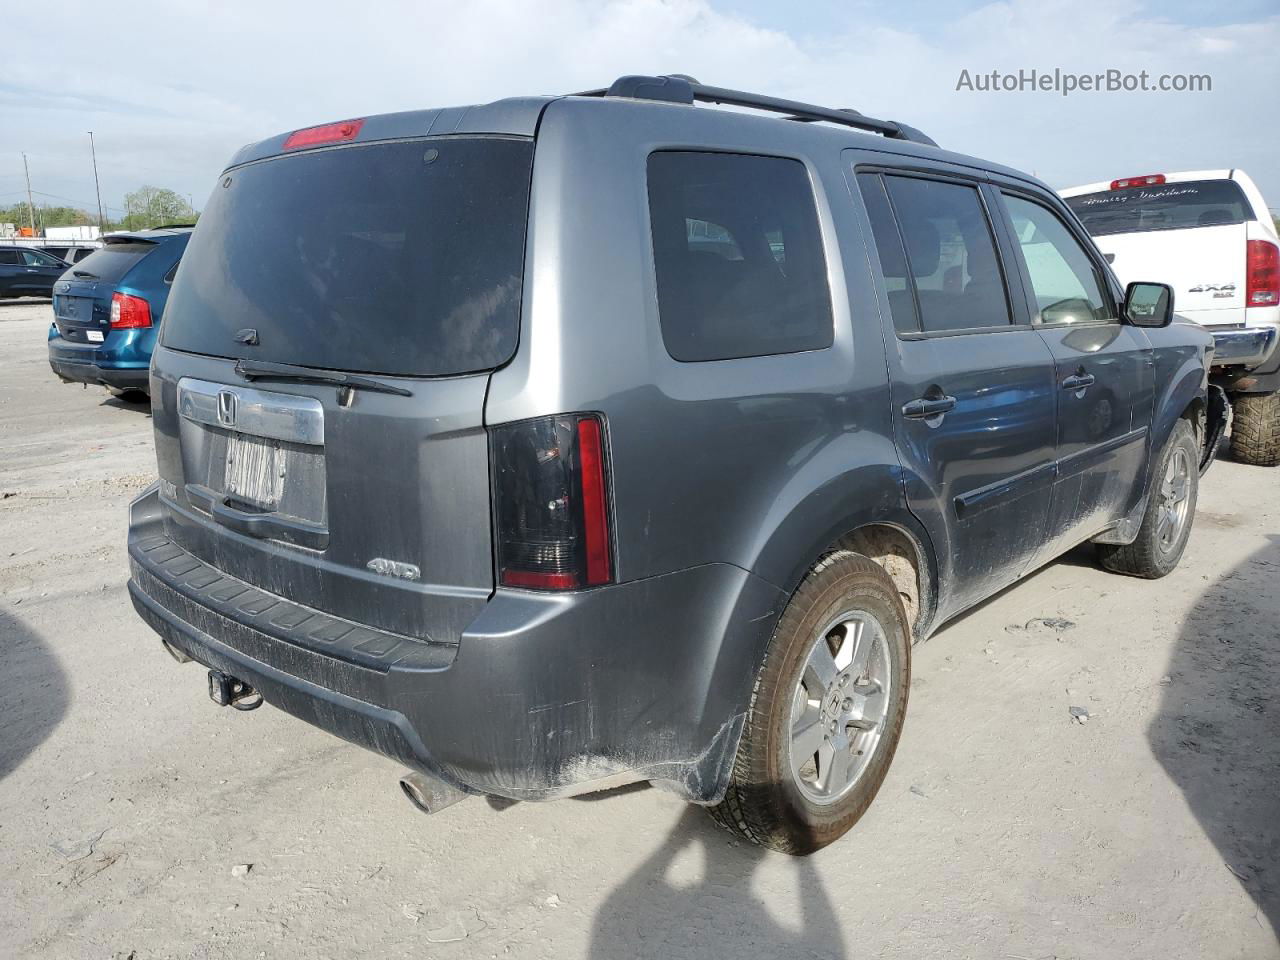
top-left (127, 76), bottom-right (1220, 854)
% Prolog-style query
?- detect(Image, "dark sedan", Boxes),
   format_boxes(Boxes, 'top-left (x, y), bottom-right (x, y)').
top-left (0, 246), bottom-right (69, 299)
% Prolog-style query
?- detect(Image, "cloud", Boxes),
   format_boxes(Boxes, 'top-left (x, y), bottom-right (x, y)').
top-left (2, 0), bottom-right (1278, 215)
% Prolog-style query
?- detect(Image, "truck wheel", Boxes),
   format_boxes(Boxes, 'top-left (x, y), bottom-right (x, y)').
top-left (1229, 391), bottom-right (1280, 467)
top-left (707, 552), bottom-right (910, 855)
top-left (1096, 420), bottom-right (1198, 579)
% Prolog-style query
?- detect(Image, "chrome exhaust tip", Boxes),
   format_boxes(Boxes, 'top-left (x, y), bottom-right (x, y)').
top-left (399, 770), bottom-right (469, 815)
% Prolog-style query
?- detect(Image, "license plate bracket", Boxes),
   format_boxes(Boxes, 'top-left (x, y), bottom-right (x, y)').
top-left (224, 433), bottom-right (286, 509)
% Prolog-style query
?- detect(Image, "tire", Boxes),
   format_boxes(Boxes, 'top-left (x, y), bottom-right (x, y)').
top-left (1096, 419), bottom-right (1198, 579)
top-left (707, 552), bottom-right (911, 855)
top-left (1229, 391), bottom-right (1280, 467)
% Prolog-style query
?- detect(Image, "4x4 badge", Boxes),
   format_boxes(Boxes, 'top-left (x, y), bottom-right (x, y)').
top-left (217, 390), bottom-right (238, 428)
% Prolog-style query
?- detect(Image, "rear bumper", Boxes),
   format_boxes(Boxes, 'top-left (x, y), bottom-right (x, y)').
top-left (48, 328), bottom-right (155, 391)
top-left (126, 486), bottom-right (783, 802)
top-left (50, 355), bottom-right (150, 390)
top-left (1208, 325), bottom-right (1278, 369)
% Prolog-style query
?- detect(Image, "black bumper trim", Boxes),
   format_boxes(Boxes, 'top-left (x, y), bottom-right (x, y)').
top-left (49, 357), bottom-right (149, 390)
top-left (128, 578), bottom-right (466, 788)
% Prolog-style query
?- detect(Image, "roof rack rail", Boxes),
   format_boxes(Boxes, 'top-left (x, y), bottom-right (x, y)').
top-left (148, 223), bottom-right (197, 230)
top-left (572, 75), bottom-right (937, 147)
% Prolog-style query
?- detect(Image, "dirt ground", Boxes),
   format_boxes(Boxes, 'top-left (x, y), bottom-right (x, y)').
top-left (2, 298), bottom-right (1277, 960)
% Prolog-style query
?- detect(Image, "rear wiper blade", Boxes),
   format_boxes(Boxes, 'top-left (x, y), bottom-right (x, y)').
top-left (234, 359), bottom-right (413, 398)
top-left (72, 270), bottom-right (99, 279)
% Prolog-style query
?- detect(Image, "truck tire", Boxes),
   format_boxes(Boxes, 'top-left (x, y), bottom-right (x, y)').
top-left (1096, 420), bottom-right (1198, 579)
top-left (707, 551), bottom-right (910, 855)
top-left (1229, 391), bottom-right (1280, 467)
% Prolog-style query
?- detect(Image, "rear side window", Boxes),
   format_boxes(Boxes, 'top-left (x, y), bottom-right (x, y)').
top-left (647, 151), bottom-right (833, 362)
top-left (884, 176), bottom-right (1011, 334)
top-left (1065, 180), bottom-right (1255, 237)
top-left (162, 137), bottom-right (534, 378)
top-left (0, 249), bottom-right (22, 265)
top-left (857, 173), bottom-right (918, 335)
top-left (69, 242), bottom-right (156, 283)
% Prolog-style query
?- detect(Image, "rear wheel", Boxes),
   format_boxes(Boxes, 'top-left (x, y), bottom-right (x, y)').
top-left (1229, 391), bottom-right (1280, 467)
top-left (1096, 420), bottom-right (1198, 578)
top-left (707, 552), bottom-right (910, 855)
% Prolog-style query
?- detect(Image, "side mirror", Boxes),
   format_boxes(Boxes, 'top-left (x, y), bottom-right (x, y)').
top-left (1124, 281), bottom-right (1174, 328)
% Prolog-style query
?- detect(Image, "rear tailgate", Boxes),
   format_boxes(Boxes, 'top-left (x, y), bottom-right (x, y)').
top-left (149, 352), bottom-right (493, 643)
top-left (1094, 224), bottom-right (1247, 319)
top-left (53, 241), bottom-right (156, 341)
top-left (150, 134), bottom-right (534, 643)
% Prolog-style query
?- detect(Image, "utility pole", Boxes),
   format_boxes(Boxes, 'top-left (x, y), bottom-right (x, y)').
top-left (88, 131), bottom-right (105, 234)
top-left (22, 153), bottom-right (36, 235)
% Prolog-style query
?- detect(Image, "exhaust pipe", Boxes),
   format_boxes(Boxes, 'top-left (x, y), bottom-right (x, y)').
top-left (160, 638), bottom-right (191, 664)
top-left (399, 770), bottom-right (469, 815)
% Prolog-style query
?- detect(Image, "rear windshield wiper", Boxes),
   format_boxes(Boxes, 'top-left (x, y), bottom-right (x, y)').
top-left (234, 359), bottom-right (413, 399)
top-left (72, 269), bottom-right (99, 279)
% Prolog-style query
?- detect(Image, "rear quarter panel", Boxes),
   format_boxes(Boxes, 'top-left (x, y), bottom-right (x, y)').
top-left (482, 100), bottom-right (925, 775)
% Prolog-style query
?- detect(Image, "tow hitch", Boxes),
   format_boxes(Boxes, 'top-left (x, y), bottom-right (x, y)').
top-left (207, 670), bottom-right (263, 711)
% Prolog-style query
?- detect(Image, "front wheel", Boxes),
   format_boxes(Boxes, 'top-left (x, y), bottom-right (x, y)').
top-left (707, 552), bottom-right (910, 855)
top-left (1230, 391), bottom-right (1280, 467)
top-left (1096, 419), bottom-right (1198, 578)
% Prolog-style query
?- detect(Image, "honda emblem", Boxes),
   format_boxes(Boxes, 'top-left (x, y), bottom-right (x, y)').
top-left (217, 390), bottom-right (238, 428)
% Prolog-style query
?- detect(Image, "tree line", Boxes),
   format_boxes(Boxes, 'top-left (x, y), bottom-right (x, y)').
top-left (2, 186), bottom-right (197, 234)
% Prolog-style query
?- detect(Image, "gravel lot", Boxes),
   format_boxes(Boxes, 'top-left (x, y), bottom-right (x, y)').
top-left (2, 298), bottom-right (1278, 959)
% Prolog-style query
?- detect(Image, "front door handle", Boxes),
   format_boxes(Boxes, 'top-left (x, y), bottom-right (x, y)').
top-left (902, 394), bottom-right (957, 419)
top-left (1062, 372), bottom-right (1096, 391)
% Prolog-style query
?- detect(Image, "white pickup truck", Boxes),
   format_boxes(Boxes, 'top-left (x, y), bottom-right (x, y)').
top-left (1061, 170), bottom-right (1280, 466)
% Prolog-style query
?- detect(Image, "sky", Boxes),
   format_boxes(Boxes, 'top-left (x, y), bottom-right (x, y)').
top-left (2, 0), bottom-right (1278, 223)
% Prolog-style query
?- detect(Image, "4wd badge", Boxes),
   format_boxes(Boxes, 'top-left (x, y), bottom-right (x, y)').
top-left (366, 558), bottom-right (421, 581)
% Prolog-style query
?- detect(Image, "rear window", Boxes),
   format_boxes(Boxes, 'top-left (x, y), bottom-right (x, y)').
top-left (1065, 180), bottom-right (1255, 237)
top-left (161, 137), bottom-right (534, 378)
top-left (647, 151), bottom-right (833, 362)
top-left (69, 242), bottom-right (157, 283)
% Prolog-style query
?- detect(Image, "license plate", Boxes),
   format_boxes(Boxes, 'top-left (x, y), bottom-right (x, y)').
top-left (86, 330), bottom-right (104, 343)
top-left (225, 433), bottom-right (285, 509)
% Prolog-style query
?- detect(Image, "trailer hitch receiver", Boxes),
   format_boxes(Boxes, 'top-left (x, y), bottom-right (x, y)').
top-left (208, 670), bottom-right (263, 711)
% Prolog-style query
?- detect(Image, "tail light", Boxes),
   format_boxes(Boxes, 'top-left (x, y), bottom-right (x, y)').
top-left (1246, 240), bottom-right (1279, 307)
top-left (109, 292), bottom-right (152, 329)
top-left (491, 414), bottom-right (613, 590)
top-left (1110, 174), bottom-right (1166, 190)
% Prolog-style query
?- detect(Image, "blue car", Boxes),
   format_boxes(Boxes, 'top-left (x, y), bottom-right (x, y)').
top-left (48, 227), bottom-right (192, 397)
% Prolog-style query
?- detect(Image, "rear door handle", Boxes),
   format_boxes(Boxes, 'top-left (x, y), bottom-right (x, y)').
top-left (1062, 373), bottom-right (1096, 391)
top-left (902, 395), bottom-right (957, 419)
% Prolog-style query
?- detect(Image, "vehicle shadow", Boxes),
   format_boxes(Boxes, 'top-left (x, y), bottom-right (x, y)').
top-left (0, 608), bottom-right (71, 781)
top-left (0, 297), bottom-right (51, 309)
top-left (588, 805), bottom-right (847, 959)
top-left (100, 392), bottom-right (152, 415)
top-left (1149, 535), bottom-right (1280, 938)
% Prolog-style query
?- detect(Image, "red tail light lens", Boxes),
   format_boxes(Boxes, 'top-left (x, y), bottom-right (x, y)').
top-left (491, 414), bottom-right (614, 591)
top-left (109, 292), bottom-right (152, 329)
top-left (1247, 239), bottom-right (1279, 307)
top-left (1110, 174), bottom-right (1166, 190)
top-left (283, 118), bottom-right (364, 149)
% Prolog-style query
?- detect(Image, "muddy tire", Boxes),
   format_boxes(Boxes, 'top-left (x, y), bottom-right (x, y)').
top-left (1096, 420), bottom-right (1198, 579)
top-left (1229, 391), bottom-right (1280, 467)
top-left (707, 552), bottom-right (910, 855)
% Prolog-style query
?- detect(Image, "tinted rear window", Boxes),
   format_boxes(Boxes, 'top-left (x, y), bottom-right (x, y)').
top-left (647, 151), bottom-right (833, 362)
top-left (65, 242), bottom-right (155, 282)
top-left (1065, 180), bottom-right (1255, 237)
top-left (161, 137), bottom-right (534, 377)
